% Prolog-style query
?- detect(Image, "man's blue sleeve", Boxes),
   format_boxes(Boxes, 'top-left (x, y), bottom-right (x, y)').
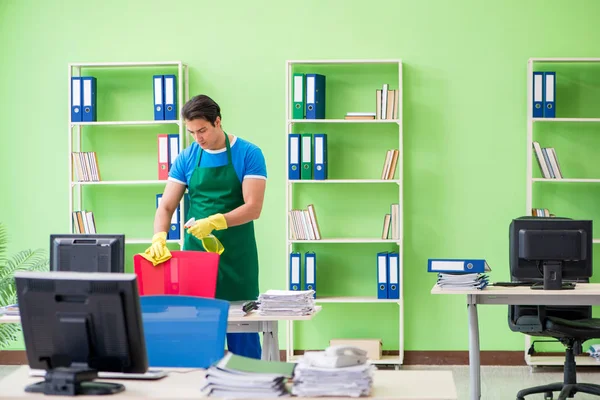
top-left (168, 151), bottom-right (188, 186)
top-left (244, 146), bottom-right (267, 180)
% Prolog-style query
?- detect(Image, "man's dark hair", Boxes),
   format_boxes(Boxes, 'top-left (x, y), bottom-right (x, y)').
top-left (181, 95), bottom-right (221, 126)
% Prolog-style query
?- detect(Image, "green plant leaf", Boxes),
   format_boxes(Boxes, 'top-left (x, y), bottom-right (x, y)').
top-left (0, 222), bottom-right (8, 268)
top-left (0, 323), bottom-right (21, 349)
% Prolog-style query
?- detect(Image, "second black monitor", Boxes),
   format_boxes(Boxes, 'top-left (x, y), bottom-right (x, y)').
top-left (50, 234), bottom-right (125, 273)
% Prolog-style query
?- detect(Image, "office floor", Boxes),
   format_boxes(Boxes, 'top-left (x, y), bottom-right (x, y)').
top-left (2, 364), bottom-right (600, 399)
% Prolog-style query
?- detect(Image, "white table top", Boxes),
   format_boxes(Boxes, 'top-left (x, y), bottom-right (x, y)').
top-left (0, 306), bottom-right (322, 325)
top-left (0, 366), bottom-right (458, 400)
top-left (431, 282), bottom-right (600, 296)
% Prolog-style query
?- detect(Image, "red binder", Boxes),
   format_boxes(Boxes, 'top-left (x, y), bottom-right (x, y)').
top-left (134, 250), bottom-right (219, 298)
top-left (158, 134), bottom-right (169, 180)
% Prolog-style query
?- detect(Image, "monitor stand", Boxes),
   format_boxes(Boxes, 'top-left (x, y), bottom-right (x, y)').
top-left (25, 367), bottom-right (125, 396)
top-left (530, 261), bottom-right (575, 290)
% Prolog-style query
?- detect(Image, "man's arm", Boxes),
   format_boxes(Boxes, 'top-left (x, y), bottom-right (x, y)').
top-left (223, 178), bottom-right (266, 227)
top-left (154, 181), bottom-right (186, 234)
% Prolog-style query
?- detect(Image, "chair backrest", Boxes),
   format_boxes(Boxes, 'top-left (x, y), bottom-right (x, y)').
top-left (140, 295), bottom-right (229, 368)
top-left (134, 250), bottom-right (219, 298)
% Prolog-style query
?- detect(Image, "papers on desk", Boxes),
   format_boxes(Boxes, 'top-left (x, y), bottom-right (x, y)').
top-left (201, 352), bottom-right (294, 398)
top-left (257, 290), bottom-right (315, 316)
top-left (291, 351), bottom-right (374, 397)
top-left (436, 272), bottom-right (489, 290)
top-left (589, 344), bottom-right (600, 362)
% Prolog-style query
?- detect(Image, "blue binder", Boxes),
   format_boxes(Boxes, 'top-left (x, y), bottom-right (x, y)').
top-left (289, 252), bottom-right (301, 291)
top-left (306, 74), bottom-right (326, 119)
top-left (532, 72), bottom-right (544, 118)
top-left (81, 77), bottom-right (97, 122)
top-left (153, 75), bottom-right (165, 120)
top-left (304, 252), bottom-right (316, 297)
top-left (168, 134), bottom-right (180, 171)
top-left (427, 259), bottom-right (490, 273)
top-left (156, 193), bottom-right (179, 240)
top-left (288, 134), bottom-right (301, 180)
top-left (314, 133), bottom-right (328, 180)
top-left (544, 72), bottom-right (555, 118)
top-left (164, 74), bottom-right (177, 120)
top-left (387, 252), bottom-right (399, 299)
top-left (71, 77), bottom-right (82, 122)
top-left (377, 251), bottom-right (388, 299)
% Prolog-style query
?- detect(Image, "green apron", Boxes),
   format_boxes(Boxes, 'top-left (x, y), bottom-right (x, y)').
top-left (183, 132), bottom-right (259, 302)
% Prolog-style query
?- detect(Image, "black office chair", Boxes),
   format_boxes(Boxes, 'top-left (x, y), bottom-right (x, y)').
top-left (508, 217), bottom-right (600, 399)
top-left (509, 304), bottom-right (600, 399)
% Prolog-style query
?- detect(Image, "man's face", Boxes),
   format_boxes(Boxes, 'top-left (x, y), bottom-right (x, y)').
top-left (186, 117), bottom-right (221, 150)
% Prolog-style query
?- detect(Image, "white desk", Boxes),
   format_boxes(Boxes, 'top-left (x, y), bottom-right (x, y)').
top-left (0, 365), bottom-right (458, 400)
top-left (0, 307), bottom-right (322, 363)
top-left (431, 283), bottom-right (600, 400)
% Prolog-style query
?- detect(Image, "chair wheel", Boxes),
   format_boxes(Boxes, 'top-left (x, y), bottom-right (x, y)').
top-left (544, 391), bottom-right (553, 400)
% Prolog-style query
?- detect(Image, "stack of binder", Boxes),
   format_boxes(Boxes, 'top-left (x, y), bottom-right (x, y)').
top-left (428, 259), bottom-right (491, 290)
top-left (156, 193), bottom-right (189, 240)
top-left (376, 251), bottom-right (400, 299)
top-left (70, 76), bottom-right (97, 122)
top-left (158, 134), bottom-right (180, 180)
top-left (257, 289), bottom-right (315, 316)
top-left (201, 353), bottom-right (294, 398)
top-left (532, 71), bottom-right (555, 118)
top-left (288, 133), bottom-right (328, 180)
top-left (292, 73), bottom-right (326, 119)
top-left (153, 75), bottom-right (178, 120)
top-left (532, 141), bottom-right (562, 179)
top-left (289, 252), bottom-right (316, 297)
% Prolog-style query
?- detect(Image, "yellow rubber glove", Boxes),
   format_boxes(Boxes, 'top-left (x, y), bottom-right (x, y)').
top-left (187, 213), bottom-right (227, 240)
top-left (138, 232), bottom-right (172, 266)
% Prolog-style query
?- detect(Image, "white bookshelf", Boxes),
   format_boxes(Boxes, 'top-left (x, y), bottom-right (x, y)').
top-left (285, 59), bottom-right (403, 367)
top-left (68, 61), bottom-right (189, 247)
top-left (526, 57), bottom-right (600, 367)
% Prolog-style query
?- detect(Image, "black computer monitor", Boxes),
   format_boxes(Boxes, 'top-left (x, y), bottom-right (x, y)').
top-left (509, 217), bottom-right (592, 290)
top-left (14, 270), bottom-right (148, 396)
top-left (49, 234), bottom-right (125, 273)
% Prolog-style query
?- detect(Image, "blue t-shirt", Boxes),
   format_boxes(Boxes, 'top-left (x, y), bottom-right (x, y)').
top-left (168, 135), bottom-right (267, 187)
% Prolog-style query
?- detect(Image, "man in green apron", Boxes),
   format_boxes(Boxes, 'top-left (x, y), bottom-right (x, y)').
top-left (141, 95), bottom-right (267, 359)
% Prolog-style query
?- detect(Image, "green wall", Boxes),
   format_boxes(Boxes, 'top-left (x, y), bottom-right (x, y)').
top-left (2, 0), bottom-right (600, 354)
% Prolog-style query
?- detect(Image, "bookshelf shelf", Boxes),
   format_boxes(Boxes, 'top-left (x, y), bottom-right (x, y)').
top-left (71, 180), bottom-right (169, 186)
top-left (289, 238), bottom-right (399, 244)
top-left (532, 178), bottom-right (600, 183)
top-left (68, 61), bottom-right (189, 243)
top-left (71, 120), bottom-right (181, 127)
top-left (285, 59), bottom-right (403, 366)
top-left (289, 119), bottom-right (400, 124)
top-left (316, 296), bottom-right (400, 304)
top-left (290, 179), bottom-right (400, 184)
top-left (533, 117), bottom-right (600, 123)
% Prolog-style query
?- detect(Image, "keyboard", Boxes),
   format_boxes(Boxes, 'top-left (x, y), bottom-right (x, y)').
top-left (29, 368), bottom-right (168, 380)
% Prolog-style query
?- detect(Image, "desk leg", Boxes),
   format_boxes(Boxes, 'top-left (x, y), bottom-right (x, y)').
top-left (468, 299), bottom-right (481, 400)
top-left (261, 321), bottom-right (280, 362)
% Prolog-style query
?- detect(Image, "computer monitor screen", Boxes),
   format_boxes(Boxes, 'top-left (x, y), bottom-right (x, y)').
top-left (509, 217), bottom-right (592, 290)
top-left (50, 234), bottom-right (125, 273)
top-left (14, 271), bottom-right (148, 396)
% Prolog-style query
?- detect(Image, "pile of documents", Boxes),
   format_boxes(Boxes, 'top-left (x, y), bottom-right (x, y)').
top-left (436, 272), bottom-right (489, 290)
top-left (291, 347), bottom-right (374, 397)
top-left (201, 353), bottom-right (295, 398)
top-left (257, 290), bottom-right (315, 316)
top-left (0, 304), bottom-right (19, 316)
top-left (589, 344), bottom-right (600, 362)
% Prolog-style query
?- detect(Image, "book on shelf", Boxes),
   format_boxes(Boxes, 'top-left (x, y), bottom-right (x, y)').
top-left (72, 152), bottom-right (101, 182)
top-left (532, 141), bottom-right (562, 179)
top-left (381, 204), bottom-right (399, 240)
top-left (289, 204), bottom-right (321, 240)
top-left (72, 210), bottom-right (96, 234)
top-left (381, 149), bottom-right (399, 180)
top-left (376, 84), bottom-right (398, 120)
top-left (531, 208), bottom-right (555, 217)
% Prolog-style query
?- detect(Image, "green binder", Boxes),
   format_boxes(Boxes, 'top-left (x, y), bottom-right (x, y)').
top-left (301, 133), bottom-right (313, 179)
top-left (292, 73), bottom-right (305, 119)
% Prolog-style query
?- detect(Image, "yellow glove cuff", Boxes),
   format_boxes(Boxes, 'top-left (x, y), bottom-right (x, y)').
top-left (152, 231), bottom-right (168, 243)
top-left (208, 213), bottom-right (228, 230)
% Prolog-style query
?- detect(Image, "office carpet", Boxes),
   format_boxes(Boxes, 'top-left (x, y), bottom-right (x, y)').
top-left (1, 364), bottom-right (600, 399)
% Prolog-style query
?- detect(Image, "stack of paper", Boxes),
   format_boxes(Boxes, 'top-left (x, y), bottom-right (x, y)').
top-left (436, 272), bottom-right (489, 290)
top-left (257, 290), bottom-right (315, 316)
top-left (0, 304), bottom-right (19, 316)
top-left (292, 353), bottom-right (374, 397)
top-left (589, 344), bottom-right (600, 362)
top-left (201, 353), bottom-right (295, 398)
